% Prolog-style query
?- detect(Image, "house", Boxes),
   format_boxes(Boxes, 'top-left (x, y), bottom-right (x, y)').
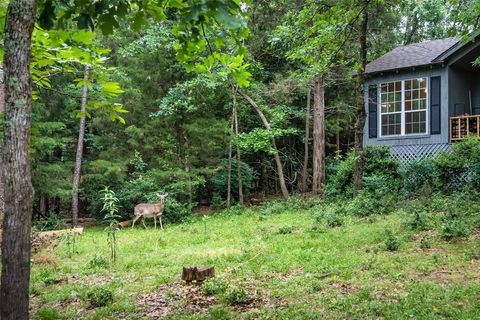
top-left (363, 34), bottom-right (480, 162)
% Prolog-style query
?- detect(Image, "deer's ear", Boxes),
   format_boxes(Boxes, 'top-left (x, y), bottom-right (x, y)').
top-left (165, 192), bottom-right (169, 197)
top-left (155, 192), bottom-right (160, 197)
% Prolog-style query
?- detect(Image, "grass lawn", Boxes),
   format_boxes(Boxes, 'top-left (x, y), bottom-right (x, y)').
top-left (30, 208), bottom-right (480, 319)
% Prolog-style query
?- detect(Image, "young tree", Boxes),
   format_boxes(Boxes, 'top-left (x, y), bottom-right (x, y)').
top-left (71, 66), bottom-right (90, 227)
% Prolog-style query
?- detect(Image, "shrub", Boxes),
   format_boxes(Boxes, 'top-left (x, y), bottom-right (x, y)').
top-left (34, 212), bottom-right (67, 232)
top-left (400, 158), bottom-right (437, 196)
top-left (88, 255), bottom-right (109, 269)
top-left (277, 225), bottom-right (296, 234)
top-left (311, 204), bottom-right (345, 230)
top-left (224, 286), bottom-right (249, 305)
top-left (433, 137), bottom-right (480, 191)
top-left (404, 201), bottom-right (432, 231)
top-left (203, 278), bottom-right (229, 296)
top-left (326, 146), bottom-right (400, 198)
top-left (384, 230), bottom-right (400, 252)
top-left (344, 191), bottom-right (388, 217)
top-left (86, 286), bottom-right (114, 307)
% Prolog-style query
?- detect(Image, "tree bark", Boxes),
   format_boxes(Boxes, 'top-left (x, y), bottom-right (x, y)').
top-left (301, 86), bottom-right (311, 193)
top-left (0, 1), bottom-right (36, 318)
top-left (238, 90), bottom-right (289, 200)
top-left (232, 87), bottom-right (244, 205)
top-left (311, 75), bottom-right (326, 193)
top-left (71, 65), bottom-right (89, 227)
top-left (352, 3), bottom-right (369, 196)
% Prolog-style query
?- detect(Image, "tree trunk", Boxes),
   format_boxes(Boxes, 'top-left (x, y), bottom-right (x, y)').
top-left (226, 108), bottom-right (234, 208)
top-left (301, 86), bottom-right (311, 193)
top-left (238, 90), bottom-right (289, 200)
top-left (0, 1), bottom-right (36, 318)
top-left (352, 3), bottom-right (369, 196)
top-left (232, 87), bottom-right (244, 205)
top-left (39, 194), bottom-right (47, 218)
top-left (71, 66), bottom-right (89, 227)
top-left (183, 131), bottom-right (193, 204)
top-left (312, 75), bottom-right (326, 193)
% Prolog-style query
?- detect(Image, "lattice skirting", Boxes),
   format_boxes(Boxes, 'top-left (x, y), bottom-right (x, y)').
top-left (389, 143), bottom-right (451, 163)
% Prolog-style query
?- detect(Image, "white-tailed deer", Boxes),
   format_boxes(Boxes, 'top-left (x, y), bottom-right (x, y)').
top-left (132, 193), bottom-right (168, 230)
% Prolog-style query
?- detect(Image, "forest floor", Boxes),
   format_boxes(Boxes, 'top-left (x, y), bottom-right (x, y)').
top-left (30, 208), bottom-right (480, 319)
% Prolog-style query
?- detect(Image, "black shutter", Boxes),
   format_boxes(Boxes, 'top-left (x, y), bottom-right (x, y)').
top-left (368, 84), bottom-right (378, 138)
top-left (430, 76), bottom-right (441, 135)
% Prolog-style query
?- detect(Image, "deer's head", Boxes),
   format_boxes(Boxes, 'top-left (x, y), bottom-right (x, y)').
top-left (155, 192), bottom-right (169, 204)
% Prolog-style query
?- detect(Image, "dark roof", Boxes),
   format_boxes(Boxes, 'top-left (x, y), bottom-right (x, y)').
top-left (365, 37), bottom-right (459, 75)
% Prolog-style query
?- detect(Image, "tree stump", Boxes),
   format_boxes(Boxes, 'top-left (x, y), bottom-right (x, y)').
top-left (182, 265), bottom-right (215, 283)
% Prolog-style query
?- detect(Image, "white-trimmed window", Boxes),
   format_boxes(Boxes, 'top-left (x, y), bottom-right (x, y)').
top-left (380, 78), bottom-right (428, 136)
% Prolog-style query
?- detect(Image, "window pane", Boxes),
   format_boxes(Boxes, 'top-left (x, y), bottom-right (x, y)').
top-left (405, 101), bottom-right (412, 111)
top-left (418, 78), bottom-right (426, 88)
top-left (405, 90), bottom-right (411, 100)
top-left (395, 81), bottom-right (402, 91)
top-left (405, 80), bottom-right (412, 90)
top-left (382, 113), bottom-right (401, 136)
top-left (420, 88), bottom-right (427, 99)
top-left (413, 90), bottom-right (419, 99)
top-left (405, 111), bottom-right (427, 134)
top-left (388, 82), bottom-right (395, 91)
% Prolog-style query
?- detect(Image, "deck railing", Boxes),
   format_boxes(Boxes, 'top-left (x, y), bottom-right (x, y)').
top-left (450, 114), bottom-right (480, 141)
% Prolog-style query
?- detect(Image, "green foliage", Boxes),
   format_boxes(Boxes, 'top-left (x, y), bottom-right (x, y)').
top-left (441, 207), bottom-right (471, 240)
top-left (384, 230), bottom-right (401, 252)
top-left (343, 191), bottom-right (390, 217)
top-left (326, 146), bottom-right (400, 198)
top-left (433, 137), bottom-right (480, 191)
top-left (311, 204), bottom-right (345, 231)
top-left (88, 255), bottom-right (109, 269)
top-left (102, 187), bottom-right (121, 263)
top-left (86, 286), bottom-right (114, 307)
top-left (211, 159), bottom-right (257, 204)
top-left (277, 225), bottom-right (296, 235)
top-left (404, 201), bottom-right (433, 231)
top-left (224, 286), bottom-right (249, 305)
top-left (36, 307), bottom-right (62, 320)
top-left (203, 278), bottom-right (229, 296)
top-left (400, 158), bottom-right (437, 196)
top-left (34, 212), bottom-right (67, 232)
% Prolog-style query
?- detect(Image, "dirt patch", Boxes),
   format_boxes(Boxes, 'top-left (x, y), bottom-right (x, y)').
top-left (139, 281), bottom-right (279, 318)
top-left (323, 280), bottom-right (359, 296)
top-left (32, 252), bottom-right (58, 267)
top-left (139, 282), bottom-right (217, 318)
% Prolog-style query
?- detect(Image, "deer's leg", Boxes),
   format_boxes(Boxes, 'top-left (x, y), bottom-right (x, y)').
top-left (132, 215), bottom-right (140, 229)
top-left (142, 216), bottom-right (147, 229)
top-left (160, 215), bottom-right (163, 230)
top-left (154, 215), bottom-right (157, 229)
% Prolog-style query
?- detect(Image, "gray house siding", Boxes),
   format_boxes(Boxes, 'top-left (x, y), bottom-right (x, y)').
top-left (363, 67), bottom-right (449, 148)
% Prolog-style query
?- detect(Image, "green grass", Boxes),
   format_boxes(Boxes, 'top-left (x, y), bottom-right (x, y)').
top-left (30, 208), bottom-right (480, 319)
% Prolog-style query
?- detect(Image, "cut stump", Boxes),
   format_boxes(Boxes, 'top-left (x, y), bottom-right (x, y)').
top-left (117, 220), bottom-right (132, 228)
top-left (182, 265), bottom-right (215, 283)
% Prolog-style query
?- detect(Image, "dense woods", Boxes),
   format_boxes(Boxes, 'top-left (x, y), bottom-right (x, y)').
top-left (1, 0), bottom-right (480, 318)
top-left (20, 0), bottom-right (480, 220)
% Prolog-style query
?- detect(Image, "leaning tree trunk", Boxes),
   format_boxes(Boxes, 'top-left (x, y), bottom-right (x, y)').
top-left (0, 0), bottom-right (37, 319)
top-left (301, 86), bottom-right (311, 193)
top-left (232, 86), bottom-right (244, 205)
top-left (311, 75), bottom-right (326, 193)
top-left (238, 90), bottom-right (289, 200)
top-left (71, 66), bottom-right (89, 227)
top-left (352, 4), bottom-right (369, 196)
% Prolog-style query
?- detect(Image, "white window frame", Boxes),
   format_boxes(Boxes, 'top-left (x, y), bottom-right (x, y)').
top-left (378, 77), bottom-right (429, 137)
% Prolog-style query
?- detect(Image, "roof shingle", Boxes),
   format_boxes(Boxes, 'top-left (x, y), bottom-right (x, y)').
top-left (365, 37), bottom-right (459, 75)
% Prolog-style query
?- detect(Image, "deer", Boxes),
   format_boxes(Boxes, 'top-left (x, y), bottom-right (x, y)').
top-left (131, 193), bottom-right (168, 230)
